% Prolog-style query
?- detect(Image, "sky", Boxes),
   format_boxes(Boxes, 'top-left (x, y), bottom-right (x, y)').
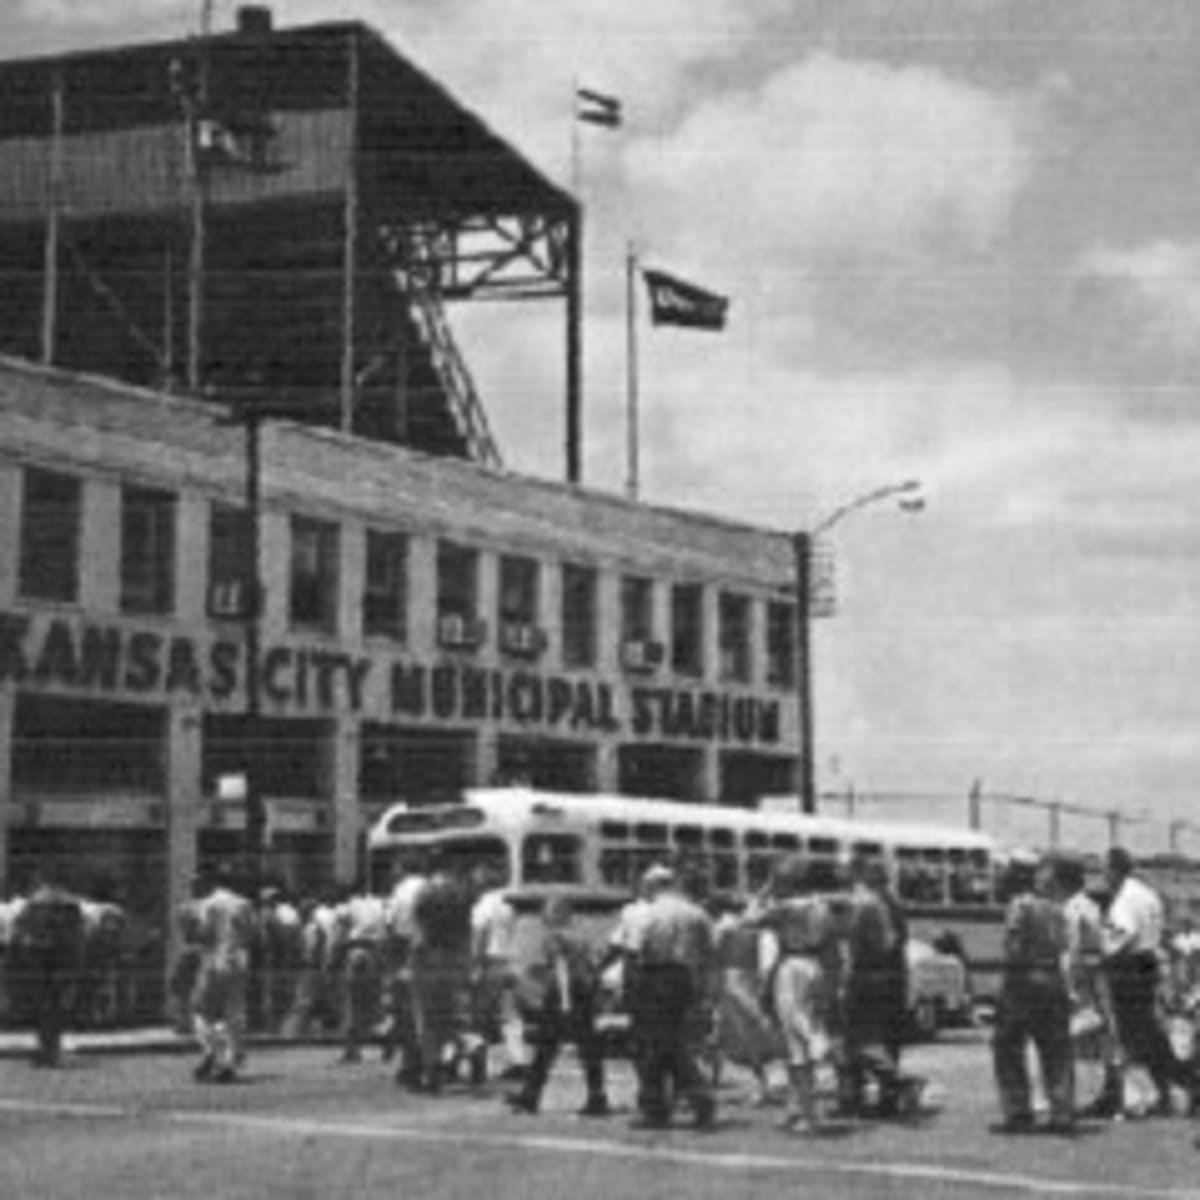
top-left (7, 0), bottom-right (1200, 854)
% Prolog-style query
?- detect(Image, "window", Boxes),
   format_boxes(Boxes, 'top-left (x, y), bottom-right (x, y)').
top-left (19, 467), bottom-right (81, 603)
top-left (522, 834), bottom-right (581, 884)
top-left (499, 555), bottom-right (542, 657)
top-left (208, 502), bottom-right (251, 618)
top-left (949, 849), bottom-right (992, 906)
top-left (561, 562), bottom-right (597, 668)
top-left (436, 541), bottom-right (478, 621)
top-left (363, 529), bottom-right (408, 642)
top-left (290, 516), bottom-right (339, 633)
top-left (897, 848), bottom-right (947, 905)
top-left (719, 591), bottom-right (752, 682)
top-left (766, 600), bottom-right (796, 688)
top-left (120, 485), bottom-right (175, 615)
top-left (499, 555), bottom-right (539, 625)
top-left (202, 713), bottom-right (329, 799)
top-left (13, 694), bottom-right (165, 795)
top-left (621, 575), bottom-right (654, 642)
top-left (671, 583), bottom-right (704, 677)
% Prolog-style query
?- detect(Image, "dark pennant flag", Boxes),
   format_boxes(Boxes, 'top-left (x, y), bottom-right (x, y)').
top-left (642, 268), bottom-right (730, 331)
top-left (576, 87), bottom-right (622, 128)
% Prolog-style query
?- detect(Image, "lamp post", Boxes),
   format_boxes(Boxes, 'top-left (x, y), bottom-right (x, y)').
top-left (794, 479), bottom-right (923, 814)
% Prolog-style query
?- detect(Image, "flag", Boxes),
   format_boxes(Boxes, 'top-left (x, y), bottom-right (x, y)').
top-left (642, 268), bottom-right (729, 331)
top-left (576, 86), bottom-right (622, 128)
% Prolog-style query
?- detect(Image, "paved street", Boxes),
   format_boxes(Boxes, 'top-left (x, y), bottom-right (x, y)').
top-left (2, 1033), bottom-right (1199, 1199)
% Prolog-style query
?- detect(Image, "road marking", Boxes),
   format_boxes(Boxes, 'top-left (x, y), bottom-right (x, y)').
top-left (3, 1095), bottom-right (1198, 1199)
top-left (170, 1109), bottom-right (1200, 1199)
top-left (0, 1098), bottom-right (128, 1119)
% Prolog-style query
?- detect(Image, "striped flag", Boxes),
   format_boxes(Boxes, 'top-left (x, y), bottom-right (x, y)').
top-left (576, 86), bottom-right (622, 128)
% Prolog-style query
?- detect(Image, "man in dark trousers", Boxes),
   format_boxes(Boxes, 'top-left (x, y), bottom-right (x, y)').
top-left (506, 895), bottom-right (610, 1117)
top-left (10, 864), bottom-right (85, 1067)
top-left (629, 866), bottom-right (717, 1130)
top-left (991, 852), bottom-right (1074, 1134)
top-left (1102, 846), bottom-right (1196, 1115)
top-left (841, 856), bottom-right (910, 1117)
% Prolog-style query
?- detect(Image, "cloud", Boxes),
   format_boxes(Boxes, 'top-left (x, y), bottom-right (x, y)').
top-left (1076, 240), bottom-right (1200, 356)
top-left (627, 52), bottom-right (1037, 272)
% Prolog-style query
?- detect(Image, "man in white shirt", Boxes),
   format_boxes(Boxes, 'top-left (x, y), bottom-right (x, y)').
top-left (382, 859), bottom-right (428, 1085)
top-left (1102, 847), bottom-right (1195, 1115)
top-left (470, 864), bottom-right (525, 1080)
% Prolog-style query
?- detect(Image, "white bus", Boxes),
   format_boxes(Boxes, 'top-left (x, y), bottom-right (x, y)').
top-left (365, 787), bottom-right (1007, 1012)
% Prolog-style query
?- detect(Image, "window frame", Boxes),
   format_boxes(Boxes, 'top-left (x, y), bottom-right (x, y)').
top-left (19, 466), bottom-right (82, 604)
top-left (120, 483), bottom-right (176, 616)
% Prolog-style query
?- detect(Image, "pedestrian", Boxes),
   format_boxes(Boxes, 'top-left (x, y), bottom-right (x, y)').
top-left (1058, 853), bottom-right (1123, 1119)
top-left (709, 893), bottom-right (782, 1106)
top-left (469, 861), bottom-right (525, 1082)
top-left (9, 864), bottom-right (85, 1067)
top-left (335, 885), bottom-right (388, 1064)
top-left (1102, 847), bottom-right (1196, 1116)
top-left (751, 855), bottom-right (842, 1134)
top-left (258, 886), bottom-right (303, 1036)
top-left (505, 895), bottom-right (611, 1117)
top-left (382, 856), bottom-right (428, 1085)
top-left (599, 864), bottom-right (667, 1114)
top-left (408, 866), bottom-right (474, 1093)
top-left (627, 865), bottom-right (717, 1130)
top-left (189, 863), bottom-right (255, 1083)
top-left (991, 851), bottom-right (1074, 1134)
top-left (841, 855), bottom-right (911, 1118)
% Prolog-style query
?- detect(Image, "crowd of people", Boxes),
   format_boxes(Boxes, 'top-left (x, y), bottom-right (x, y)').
top-left (169, 848), bottom-right (918, 1134)
top-left (8, 843), bottom-right (1200, 1143)
top-left (992, 845), bottom-right (1200, 1134)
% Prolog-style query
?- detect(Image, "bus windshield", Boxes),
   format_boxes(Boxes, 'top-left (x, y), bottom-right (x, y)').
top-left (371, 834), bottom-right (512, 892)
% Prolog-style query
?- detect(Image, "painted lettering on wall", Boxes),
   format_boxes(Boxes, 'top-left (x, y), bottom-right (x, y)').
top-left (0, 611), bottom-right (783, 746)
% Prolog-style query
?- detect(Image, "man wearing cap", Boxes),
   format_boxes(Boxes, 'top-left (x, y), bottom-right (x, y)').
top-left (1102, 847), bottom-right (1195, 1115)
top-left (627, 866), bottom-right (717, 1130)
top-left (991, 851), bottom-right (1074, 1133)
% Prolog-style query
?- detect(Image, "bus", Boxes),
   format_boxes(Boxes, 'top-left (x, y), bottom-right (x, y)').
top-left (365, 787), bottom-right (1008, 1015)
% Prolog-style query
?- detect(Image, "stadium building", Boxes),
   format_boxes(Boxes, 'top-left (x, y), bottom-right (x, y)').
top-left (0, 9), bottom-right (804, 1003)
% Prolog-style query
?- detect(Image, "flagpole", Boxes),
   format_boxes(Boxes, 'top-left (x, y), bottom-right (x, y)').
top-left (626, 242), bottom-right (639, 501)
top-left (570, 75), bottom-right (581, 199)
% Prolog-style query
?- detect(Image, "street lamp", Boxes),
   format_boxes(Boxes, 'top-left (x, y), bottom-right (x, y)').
top-left (794, 479), bottom-right (923, 813)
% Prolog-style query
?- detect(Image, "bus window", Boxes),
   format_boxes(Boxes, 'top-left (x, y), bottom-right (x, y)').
top-left (921, 849), bottom-right (948, 904)
top-left (635, 822), bottom-right (669, 845)
top-left (709, 828), bottom-right (736, 850)
top-left (852, 841), bottom-right (883, 860)
top-left (770, 833), bottom-right (801, 853)
top-left (712, 853), bottom-right (740, 893)
top-left (429, 836), bottom-right (511, 886)
top-left (599, 847), bottom-right (635, 889)
top-left (600, 821), bottom-right (630, 841)
top-left (744, 831), bottom-right (769, 851)
top-left (522, 834), bottom-right (582, 885)
top-left (674, 825), bottom-right (704, 848)
top-left (949, 849), bottom-right (992, 905)
top-left (897, 847), bottom-right (945, 905)
top-left (746, 853), bottom-right (774, 892)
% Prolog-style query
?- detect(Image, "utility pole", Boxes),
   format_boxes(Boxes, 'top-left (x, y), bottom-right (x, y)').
top-left (793, 531), bottom-right (815, 813)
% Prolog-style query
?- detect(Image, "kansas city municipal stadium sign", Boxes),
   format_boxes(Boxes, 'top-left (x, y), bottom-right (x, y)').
top-left (0, 612), bottom-right (783, 747)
